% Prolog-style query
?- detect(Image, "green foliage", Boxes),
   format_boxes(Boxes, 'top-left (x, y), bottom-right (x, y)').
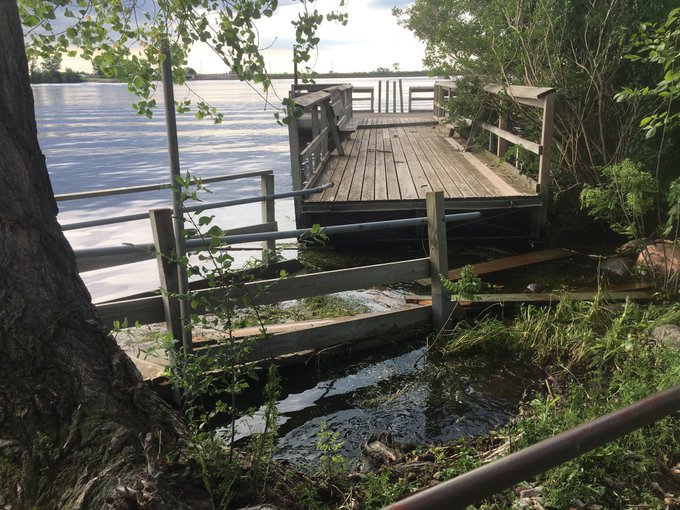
top-left (440, 298), bottom-right (680, 507)
top-left (19, 0), bottom-right (347, 121)
top-left (616, 7), bottom-right (680, 139)
top-left (395, 0), bottom-right (677, 185)
top-left (315, 420), bottom-right (347, 486)
top-left (441, 264), bottom-right (481, 301)
top-left (580, 159), bottom-right (657, 238)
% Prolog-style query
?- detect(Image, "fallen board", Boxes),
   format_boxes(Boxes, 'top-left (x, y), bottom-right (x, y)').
top-left (415, 248), bottom-right (577, 286)
top-left (194, 306), bottom-right (432, 363)
top-left (405, 290), bottom-right (653, 307)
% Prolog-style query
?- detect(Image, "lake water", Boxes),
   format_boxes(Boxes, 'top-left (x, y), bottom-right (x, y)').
top-left (33, 77), bottom-right (435, 302)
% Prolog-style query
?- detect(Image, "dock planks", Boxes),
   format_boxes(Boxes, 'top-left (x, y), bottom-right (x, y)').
top-left (304, 113), bottom-right (537, 211)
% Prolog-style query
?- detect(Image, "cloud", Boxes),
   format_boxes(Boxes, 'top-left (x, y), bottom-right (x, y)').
top-left (365, 0), bottom-right (413, 8)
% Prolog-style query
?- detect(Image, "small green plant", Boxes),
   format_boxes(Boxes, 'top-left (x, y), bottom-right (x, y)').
top-left (316, 420), bottom-right (347, 487)
top-left (580, 159), bottom-right (657, 239)
top-left (441, 264), bottom-right (482, 301)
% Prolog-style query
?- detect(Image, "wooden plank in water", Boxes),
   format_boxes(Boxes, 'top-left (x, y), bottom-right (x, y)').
top-left (416, 248), bottom-right (577, 286)
top-left (205, 306), bottom-right (432, 362)
top-left (405, 290), bottom-right (653, 306)
top-left (389, 127), bottom-right (419, 199)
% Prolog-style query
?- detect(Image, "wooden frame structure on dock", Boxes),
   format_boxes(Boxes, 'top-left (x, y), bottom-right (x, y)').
top-left (287, 81), bottom-right (556, 240)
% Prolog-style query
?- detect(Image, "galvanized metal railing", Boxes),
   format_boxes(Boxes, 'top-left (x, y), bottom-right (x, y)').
top-left (384, 383), bottom-right (680, 510)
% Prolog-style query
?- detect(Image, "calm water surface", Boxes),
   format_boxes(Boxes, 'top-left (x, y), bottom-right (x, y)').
top-left (33, 77), bottom-right (435, 302)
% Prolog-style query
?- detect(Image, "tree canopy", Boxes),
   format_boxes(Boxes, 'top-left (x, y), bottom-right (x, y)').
top-left (395, 0), bottom-right (678, 186)
top-left (20, 0), bottom-right (347, 119)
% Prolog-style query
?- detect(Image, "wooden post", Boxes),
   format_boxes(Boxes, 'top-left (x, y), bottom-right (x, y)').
top-left (427, 192), bottom-right (453, 330)
top-left (311, 105), bottom-right (320, 173)
top-left (537, 92), bottom-right (555, 231)
top-left (497, 106), bottom-right (508, 158)
top-left (370, 88), bottom-right (375, 112)
top-left (393, 81), bottom-right (397, 113)
top-left (150, 209), bottom-right (183, 360)
top-left (386, 80), bottom-right (389, 113)
top-left (261, 174), bottom-right (276, 264)
top-left (287, 90), bottom-right (304, 226)
top-left (378, 80), bottom-right (382, 113)
top-left (399, 79), bottom-right (403, 113)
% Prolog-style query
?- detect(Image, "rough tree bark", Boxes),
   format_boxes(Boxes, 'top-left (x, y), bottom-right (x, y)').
top-left (0, 2), bottom-right (208, 508)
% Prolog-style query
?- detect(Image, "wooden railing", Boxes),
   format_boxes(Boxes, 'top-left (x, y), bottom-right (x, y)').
top-left (95, 192), bottom-right (476, 362)
top-left (287, 84), bottom-right (354, 222)
top-left (408, 86), bottom-right (435, 111)
top-left (433, 80), bottom-right (556, 231)
top-left (352, 86), bottom-right (374, 112)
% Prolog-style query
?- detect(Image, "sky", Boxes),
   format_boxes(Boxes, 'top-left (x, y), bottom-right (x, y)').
top-left (61, 1), bottom-right (426, 75)
top-left (188, 0), bottom-right (426, 74)
top-left (62, 0), bottom-right (425, 74)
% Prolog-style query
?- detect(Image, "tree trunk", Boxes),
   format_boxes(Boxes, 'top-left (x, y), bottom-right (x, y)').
top-left (0, 2), bottom-right (207, 507)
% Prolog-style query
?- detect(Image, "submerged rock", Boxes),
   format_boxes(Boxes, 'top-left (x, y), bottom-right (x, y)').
top-left (356, 431), bottom-right (403, 473)
top-left (524, 283), bottom-right (545, 294)
top-left (600, 257), bottom-right (634, 282)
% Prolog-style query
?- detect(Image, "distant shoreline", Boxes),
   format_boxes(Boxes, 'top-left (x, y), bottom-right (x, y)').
top-left (78, 70), bottom-right (433, 84)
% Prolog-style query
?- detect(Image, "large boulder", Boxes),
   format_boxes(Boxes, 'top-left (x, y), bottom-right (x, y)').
top-left (636, 241), bottom-right (680, 281)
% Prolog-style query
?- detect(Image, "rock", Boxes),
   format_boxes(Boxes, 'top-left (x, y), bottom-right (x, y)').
top-left (406, 471), bottom-right (417, 482)
top-left (637, 241), bottom-right (680, 280)
top-left (616, 240), bottom-right (643, 257)
top-left (650, 324), bottom-right (680, 349)
top-left (524, 283), bottom-right (545, 293)
top-left (519, 486), bottom-right (543, 499)
top-left (600, 257), bottom-right (634, 282)
top-left (356, 431), bottom-right (403, 473)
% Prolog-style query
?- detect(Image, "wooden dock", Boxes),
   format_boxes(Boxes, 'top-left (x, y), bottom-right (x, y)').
top-left (287, 82), bottom-right (555, 239)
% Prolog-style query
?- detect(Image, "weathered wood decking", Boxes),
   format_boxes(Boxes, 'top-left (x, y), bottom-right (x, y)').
top-left (288, 82), bottom-right (555, 238)
top-left (304, 113), bottom-right (539, 212)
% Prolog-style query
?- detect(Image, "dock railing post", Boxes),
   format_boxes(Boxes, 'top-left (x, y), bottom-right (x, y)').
top-left (287, 89), bottom-right (304, 226)
top-left (386, 80), bottom-right (389, 113)
top-left (261, 173), bottom-right (276, 264)
top-left (427, 191), bottom-right (453, 330)
top-left (399, 79), bottom-right (404, 113)
top-left (378, 80), bottom-right (382, 113)
top-left (150, 208), bottom-right (184, 362)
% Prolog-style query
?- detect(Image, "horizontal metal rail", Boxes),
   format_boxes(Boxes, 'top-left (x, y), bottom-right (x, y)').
top-left (61, 182), bottom-right (333, 231)
top-left (74, 211), bottom-right (483, 261)
top-left (385, 383), bottom-right (680, 510)
top-left (55, 170), bottom-right (274, 202)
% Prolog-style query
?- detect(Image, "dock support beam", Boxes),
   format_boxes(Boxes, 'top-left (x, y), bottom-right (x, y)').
top-left (427, 191), bottom-right (453, 330)
top-left (261, 173), bottom-right (276, 263)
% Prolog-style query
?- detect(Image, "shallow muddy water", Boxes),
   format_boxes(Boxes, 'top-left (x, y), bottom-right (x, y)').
top-left (230, 341), bottom-right (542, 469)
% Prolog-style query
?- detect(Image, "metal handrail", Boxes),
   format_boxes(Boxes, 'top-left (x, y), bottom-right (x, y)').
top-left (384, 383), bottom-right (680, 510)
top-left (55, 170), bottom-right (274, 202)
top-left (60, 182), bottom-right (333, 231)
top-left (73, 211), bottom-right (482, 260)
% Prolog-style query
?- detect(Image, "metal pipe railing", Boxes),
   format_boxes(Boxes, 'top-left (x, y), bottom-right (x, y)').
top-left (384, 383), bottom-right (680, 510)
top-left (74, 211), bottom-right (483, 260)
top-left (55, 170), bottom-right (273, 202)
top-left (61, 182), bottom-right (333, 231)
